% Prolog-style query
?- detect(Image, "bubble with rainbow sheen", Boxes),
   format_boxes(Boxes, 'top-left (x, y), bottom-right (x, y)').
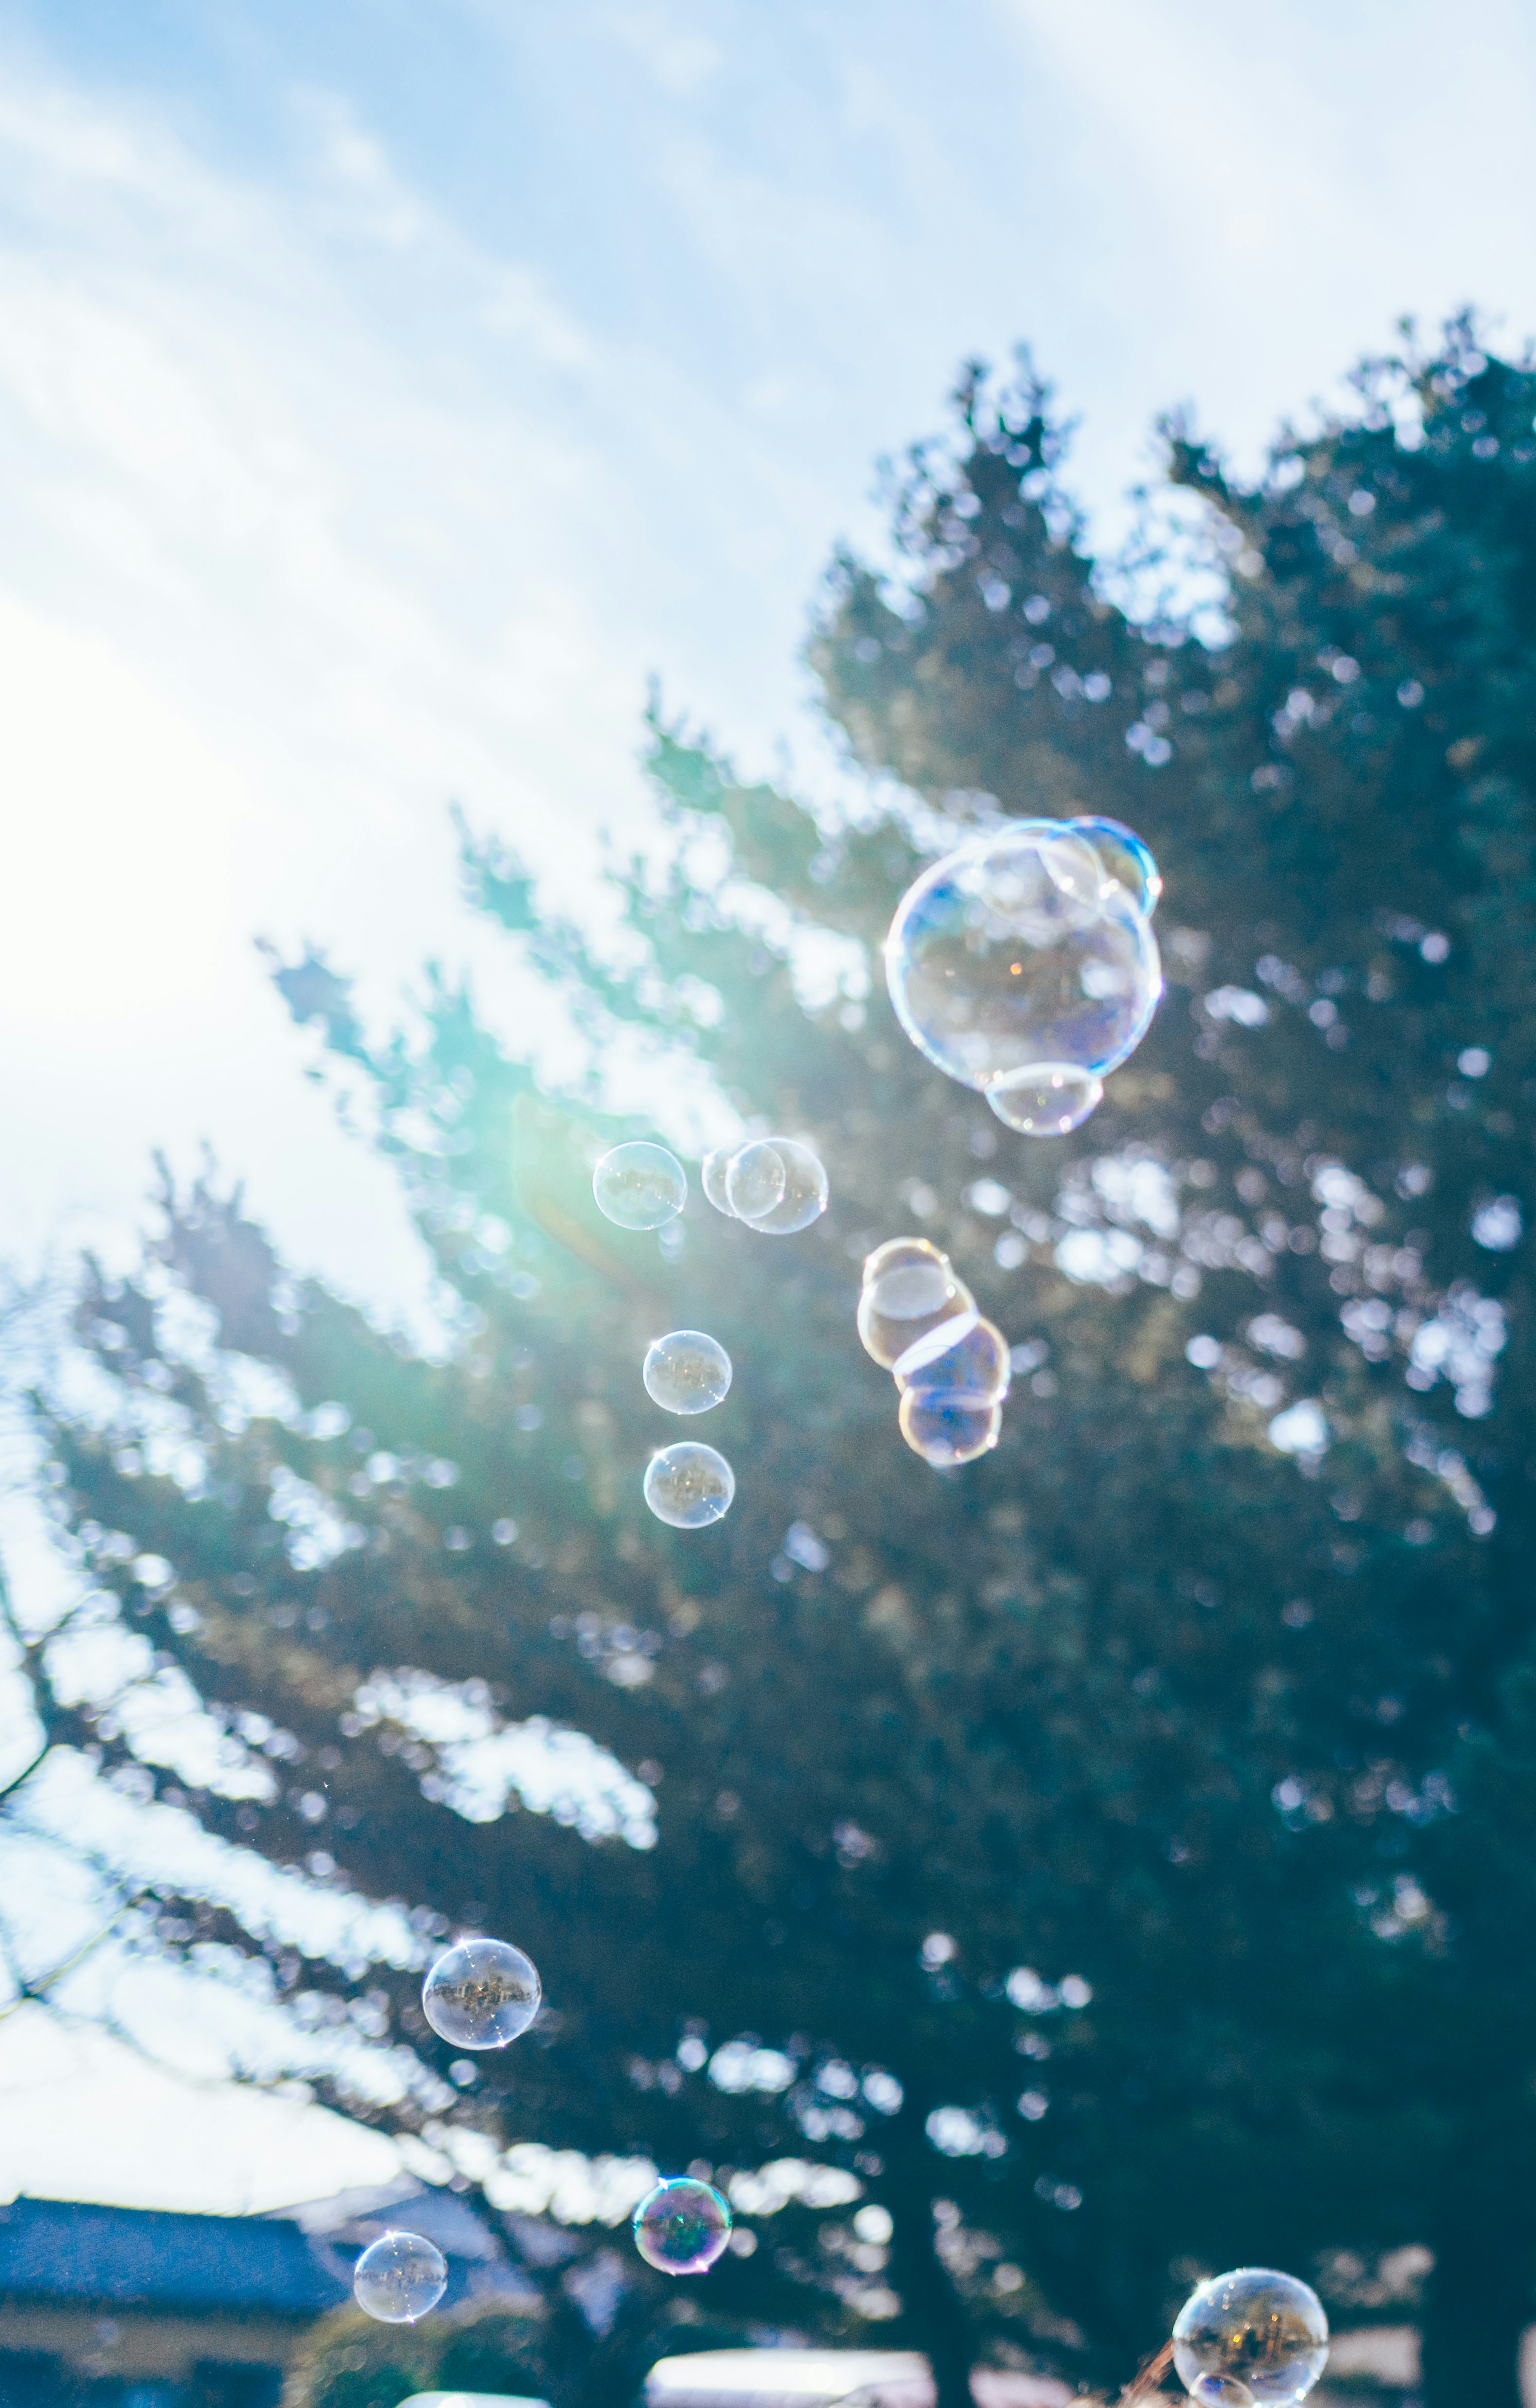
top-left (986, 1063), bottom-right (1104, 1137)
top-left (894, 1313), bottom-right (1010, 1402)
top-left (592, 1142), bottom-right (687, 1230)
top-left (632, 2176), bottom-right (732, 2275)
top-left (857, 1237), bottom-right (976, 1371)
top-left (724, 1138), bottom-right (828, 1234)
top-left (643, 1330), bottom-right (732, 1414)
top-left (897, 1388), bottom-right (1003, 1468)
top-left (1173, 2268), bottom-right (1328, 2406)
top-left (422, 1937), bottom-right (541, 2049)
top-left (644, 1442), bottom-right (735, 1528)
top-left (884, 822), bottom-right (1161, 1096)
top-left (352, 2231), bottom-right (447, 2324)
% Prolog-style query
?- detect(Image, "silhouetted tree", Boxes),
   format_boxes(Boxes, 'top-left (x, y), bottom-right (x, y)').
top-left (36, 317), bottom-right (1536, 2408)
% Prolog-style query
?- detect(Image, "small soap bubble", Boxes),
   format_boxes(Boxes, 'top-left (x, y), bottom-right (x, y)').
top-left (644, 1442), bottom-right (735, 1528)
top-left (1189, 2380), bottom-right (1258, 2408)
top-left (644, 1330), bottom-right (732, 1414)
top-left (895, 1314), bottom-right (1010, 1402)
top-left (422, 1937), bottom-right (541, 2049)
top-left (857, 1238), bottom-right (975, 1370)
top-left (726, 1138), bottom-right (829, 1234)
top-left (898, 1388), bottom-right (1003, 1468)
top-left (632, 2176), bottom-right (732, 2274)
top-left (593, 1142), bottom-right (687, 1230)
top-left (884, 822), bottom-right (1162, 1094)
top-left (1173, 2268), bottom-right (1328, 2407)
top-left (701, 1147), bottom-right (739, 1216)
top-left (352, 2230), bottom-right (448, 2324)
top-left (987, 1064), bottom-right (1104, 1136)
top-left (1070, 815), bottom-right (1162, 918)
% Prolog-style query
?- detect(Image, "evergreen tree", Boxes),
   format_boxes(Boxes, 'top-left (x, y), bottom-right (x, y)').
top-left (30, 318), bottom-right (1536, 2408)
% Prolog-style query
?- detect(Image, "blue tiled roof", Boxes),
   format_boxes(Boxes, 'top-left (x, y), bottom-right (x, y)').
top-left (0, 2198), bottom-right (350, 2316)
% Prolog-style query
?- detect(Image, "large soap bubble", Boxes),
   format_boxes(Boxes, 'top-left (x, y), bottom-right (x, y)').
top-left (645, 1442), bottom-right (735, 1528)
top-left (632, 2176), bottom-right (732, 2274)
top-left (353, 2230), bottom-right (448, 2324)
top-left (422, 1937), bottom-right (541, 2049)
top-left (1173, 2269), bottom-right (1328, 2407)
top-left (593, 1143), bottom-right (687, 1230)
top-left (884, 822), bottom-right (1161, 1112)
top-left (724, 1138), bottom-right (829, 1233)
top-left (644, 1330), bottom-right (732, 1414)
top-left (858, 1238), bottom-right (976, 1371)
top-left (1070, 814), bottom-right (1162, 918)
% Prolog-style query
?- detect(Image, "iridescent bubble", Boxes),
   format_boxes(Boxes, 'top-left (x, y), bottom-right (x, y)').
top-left (644, 1442), bottom-right (735, 1528)
top-left (726, 1138), bottom-right (829, 1234)
top-left (352, 2230), bottom-right (448, 2324)
top-left (1188, 2380), bottom-right (1258, 2408)
top-left (857, 1238), bottom-right (976, 1371)
top-left (632, 2176), bottom-right (732, 2275)
top-left (592, 1142), bottom-right (687, 1231)
top-left (986, 1063), bottom-right (1104, 1136)
top-left (422, 1937), bottom-right (541, 2049)
top-left (644, 1330), bottom-right (732, 1414)
top-left (701, 1147), bottom-right (738, 1216)
top-left (898, 1388), bottom-right (1003, 1468)
top-left (884, 823), bottom-right (1162, 1092)
top-left (1173, 2268), bottom-right (1329, 2407)
top-left (895, 1314), bottom-right (1010, 1401)
top-left (1070, 815), bottom-right (1162, 918)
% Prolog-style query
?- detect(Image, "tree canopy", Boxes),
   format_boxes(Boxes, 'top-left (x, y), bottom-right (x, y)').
top-left (23, 317), bottom-right (1536, 2408)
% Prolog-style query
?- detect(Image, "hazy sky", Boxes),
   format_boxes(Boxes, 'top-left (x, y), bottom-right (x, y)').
top-left (3, 0), bottom-right (1533, 1319)
top-left (1, 0), bottom-right (1534, 2212)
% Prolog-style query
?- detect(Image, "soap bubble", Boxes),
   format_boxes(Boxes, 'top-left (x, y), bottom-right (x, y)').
top-left (633, 2176), bottom-right (732, 2274)
top-left (726, 1138), bottom-right (829, 1234)
top-left (898, 1388), bottom-right (1003, 1467)
top-left (858, 1238), bottom-right (976, 1370)
top-left (702, 1147), bottom-right (738, 1216)
top-left (1188, 2381), bottom-right (1257, 2408)
top-left (422, 1937), bottom-right (541, 2048)
top-left (987, 1064), bottom-right (1104, 1136)
top-left (884, 823), bottom-right (1161, 1093)
top-left (895, 1314), bottom-right (1010, 1402)
top-left (1070, 815), bottom-right (1162, 917)
top-left (645, 1442), bottom-right (735, 1528)
top-left (593, 1143), bottom-right (687, 1230)
top-left (1173, 2268), bottom-right (1328, 2406)
top-left (352, 2230), bottom-right (448, 2324)
top-left (644, 1330), bottom-right (732, 1414)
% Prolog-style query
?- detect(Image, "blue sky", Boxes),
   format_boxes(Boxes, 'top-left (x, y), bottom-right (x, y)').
top-left (0, 0), bottom-right (1534, 2210)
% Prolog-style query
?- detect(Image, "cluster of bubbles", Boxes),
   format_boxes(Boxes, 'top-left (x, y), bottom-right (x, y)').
top-left (1172, 2269), bottom-right (1329, 2406)
top-left (590, 1135), bottom-right (828, 1530)
top-left (884, 815), bottom-right (1162, 1135)
top-left (353, 1937), bottom-right (733, 2322)
top-left (702, 1136), bottom-right (829, 1234)
top-left (858, 1237), bottom-right (1011, 1468)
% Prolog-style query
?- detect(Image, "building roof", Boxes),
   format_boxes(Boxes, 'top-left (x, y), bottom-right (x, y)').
top-left (0, 2196), bottom-right (348, 2317)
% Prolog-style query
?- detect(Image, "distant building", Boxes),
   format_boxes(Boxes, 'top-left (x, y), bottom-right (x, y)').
top-left (645, 2354), bottom-right (1072, 2408)
top-left (0, 2180), bottom-right (535, 2407)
